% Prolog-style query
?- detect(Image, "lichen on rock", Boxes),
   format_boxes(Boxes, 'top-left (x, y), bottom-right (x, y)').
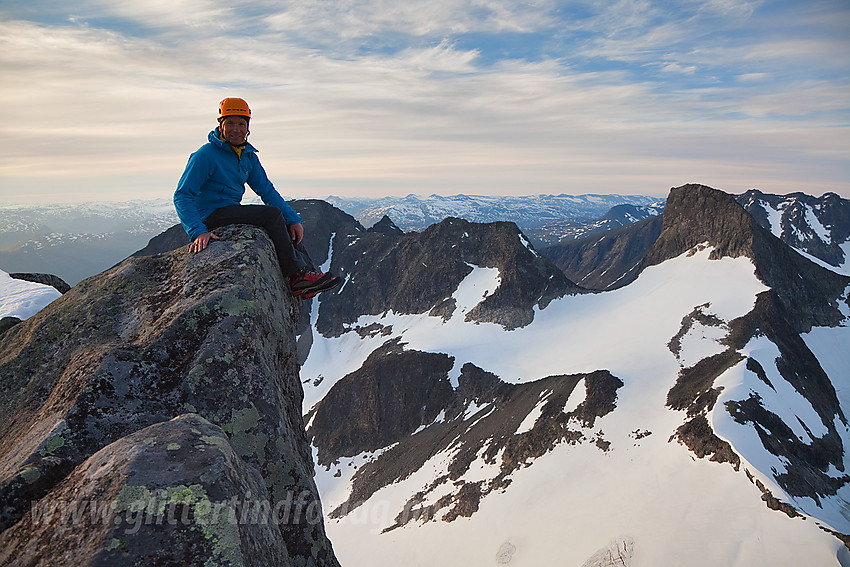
top-left (0, 225), bottom-right (339, 566)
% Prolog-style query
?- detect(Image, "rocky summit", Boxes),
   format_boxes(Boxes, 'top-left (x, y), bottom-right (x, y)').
top-left (641, 184), bottom-right (848, 331)
top-left (0, 225), bottom-right (339, 567)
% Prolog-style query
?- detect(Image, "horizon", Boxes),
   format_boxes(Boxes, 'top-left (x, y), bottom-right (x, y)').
top-left (1, 1), bottom-right (848, 203)
top-left (8, 186), bottom-right (850, 209)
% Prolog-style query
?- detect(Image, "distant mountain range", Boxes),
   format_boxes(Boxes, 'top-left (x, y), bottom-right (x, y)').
top-left (0, 194), bottom-right (661, 285)
top-left (0, 199), bottom-right (179, 285)
top-left (2, 190), bottom-right (845, 293)
top-left (326, 193), bottom-right (664, 245)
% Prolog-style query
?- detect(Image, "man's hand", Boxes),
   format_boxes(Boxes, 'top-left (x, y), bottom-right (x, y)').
top-left (288, 223), bottom-right (304, 245)
top-left (189, 231), bottom-right (220, 253)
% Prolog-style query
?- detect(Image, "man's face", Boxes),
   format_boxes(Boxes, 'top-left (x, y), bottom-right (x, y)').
top-left (220, 116), bottom-right (249, 145)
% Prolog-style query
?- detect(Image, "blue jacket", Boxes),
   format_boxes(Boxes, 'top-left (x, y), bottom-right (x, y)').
top-left (174, 128), bottom-right (303, 241)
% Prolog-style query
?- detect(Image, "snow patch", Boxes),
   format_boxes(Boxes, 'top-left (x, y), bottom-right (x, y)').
top-left (0, 270), bottom-right (61, 320)
top-left (761, 199), bottom-right (784, 238)
top-left (563, 378), bottom-right (587, 415)
top-left (518, 233), bottom-right (539, 257)
top-left (453, 263), bottom-right (502, 316)
top-left (805, 204), bottom-right (831, 242)
top-left (515, 390), bottom-right (551, 435)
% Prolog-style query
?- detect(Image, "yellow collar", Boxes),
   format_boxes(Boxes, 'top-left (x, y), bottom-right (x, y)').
top-left (219, 133), bottom-right (245, 158)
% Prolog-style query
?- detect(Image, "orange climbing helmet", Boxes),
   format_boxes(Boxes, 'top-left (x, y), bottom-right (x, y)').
top-left (218, 98), bottom-right (251, 121)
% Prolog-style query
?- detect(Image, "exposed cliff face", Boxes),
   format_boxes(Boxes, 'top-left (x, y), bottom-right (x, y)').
top-left (308, 338), bottom-right (455, 464)
top-left (0, 225), bottom-right (339, 567)
top-left (541, 215), bottom-right (663, 290)
top-left (314, 216), bottom-right (582, 336)
top-left (642, 184), bottom-right (849, 332)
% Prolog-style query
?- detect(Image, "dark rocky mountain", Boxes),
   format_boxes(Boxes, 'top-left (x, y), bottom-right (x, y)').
top-left (313, 214), bottom-right (581, 336)
top-left (308, 353), bottom-right (622, 525)
top-left (540, 215), bottom-right (663, 290)
top-left (366, 215), bottom-right (404, 237)
top-left (0, 225), bottom-right (339, 566)
top-left (127, 199), bottom-right (584, 338)
top-left (580, 185), bottom-right (850, 496)
top-left (127, 197), bottom-right (582, 362)
top-left (641, 184), bottom-right (848, 332)
top-left (639, 185), bottom-right (850, 507)
top-left (542, 187), bottom-right (850, 293)
top-left (737, 189), bottom-right (850, 270)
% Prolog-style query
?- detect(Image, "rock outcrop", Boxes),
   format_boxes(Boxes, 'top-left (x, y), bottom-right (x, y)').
top-left (0, 225), bottom-right (339, 566)
top-left (1, 414), bottom-right (292, 566)
top-left (8, 273), bottom-right (71, 295)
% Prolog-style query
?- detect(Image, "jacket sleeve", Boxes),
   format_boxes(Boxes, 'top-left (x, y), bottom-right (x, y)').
top-left (173, 148), bottom-right (214, 241)
top-left (246, 156), bottom-right (303, 225)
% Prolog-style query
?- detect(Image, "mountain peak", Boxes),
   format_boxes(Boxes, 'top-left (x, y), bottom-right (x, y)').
top-left (314, 216), bottom-right (581, 336)
top-left (642, 184), bottom-right (849, 331)
top-left (643, 183), bottom-right (760, 264)
top-left (367, 215), bottom-right (404, 236)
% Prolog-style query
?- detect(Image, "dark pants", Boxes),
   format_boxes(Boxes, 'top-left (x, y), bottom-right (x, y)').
top-left (204, 204), bottom-right (314, 277)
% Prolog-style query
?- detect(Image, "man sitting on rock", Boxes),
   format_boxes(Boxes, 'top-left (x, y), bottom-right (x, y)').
top-left (174, 97), bottom-right (340, 298)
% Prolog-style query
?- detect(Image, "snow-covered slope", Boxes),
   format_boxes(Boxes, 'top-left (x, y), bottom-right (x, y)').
top-left (0, 270), bottom-right (61, 320)
top-left (300, 246), bottom-right (848, 566)
top-left (298, 185), bottom-right (850, 567)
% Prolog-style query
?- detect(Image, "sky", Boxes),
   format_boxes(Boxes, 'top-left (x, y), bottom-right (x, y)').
top-left (0, 0), bottom-right (848, 204)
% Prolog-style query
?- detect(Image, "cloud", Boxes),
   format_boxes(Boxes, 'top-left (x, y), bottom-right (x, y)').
top-left (0, 0), bottom-right (847, 203)
top-left (262, 0), bottom-right (560, 41)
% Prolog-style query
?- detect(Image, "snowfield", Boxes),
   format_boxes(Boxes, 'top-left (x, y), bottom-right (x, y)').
top-left (0, 270), bottom-right (61, 320)
top-left (302, 246), bottom-right (850, 567)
